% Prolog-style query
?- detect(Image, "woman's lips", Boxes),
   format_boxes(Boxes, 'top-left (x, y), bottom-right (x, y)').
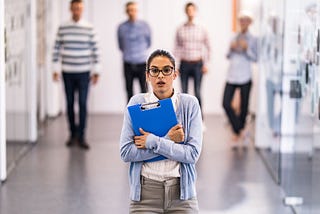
top-left (157, 81), bottom-right (165, 86)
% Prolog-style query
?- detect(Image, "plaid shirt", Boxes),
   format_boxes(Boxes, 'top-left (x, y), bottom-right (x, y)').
top-left (174, 22), bottom-right (211, 66)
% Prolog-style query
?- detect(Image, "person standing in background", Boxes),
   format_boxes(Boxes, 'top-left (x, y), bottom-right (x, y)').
top-left (52, 0), bottom-right (100, 150)
top-left (222, 11), bottom-right (258, 148)
top-left (117, 1), bottom-right (151, 102)
top-left (174, 2), bottom-right (211, 120)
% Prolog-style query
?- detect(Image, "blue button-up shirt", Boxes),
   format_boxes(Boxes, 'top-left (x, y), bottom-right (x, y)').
top-left (226, 32), bottom-right (258, 84)
top-left (117, 20), bottom-right (151, 64)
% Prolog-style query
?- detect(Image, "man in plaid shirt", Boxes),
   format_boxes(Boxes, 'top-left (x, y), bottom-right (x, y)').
top-left (174, 2), bottom-right (211, 118)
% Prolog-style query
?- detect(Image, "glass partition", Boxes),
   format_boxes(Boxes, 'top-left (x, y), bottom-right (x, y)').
top-left (257, 0), bottom-right (320, 213)
top-left (5, 0), bottom-right (34, 172)
top-left (276, 0), bottom-right (320, 213)
top-left (256, 0), bottom-right (285, 183)
top-left (311, 125), bottom-right (320, 213)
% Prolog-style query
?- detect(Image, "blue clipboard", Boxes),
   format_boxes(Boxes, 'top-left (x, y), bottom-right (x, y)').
top-left (128, 98), bottom-right (178, 162)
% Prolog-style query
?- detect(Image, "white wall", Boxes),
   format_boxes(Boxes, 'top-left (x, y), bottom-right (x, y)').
top-left (46, 0), bottom-right (63, 117)
top-left (48, 0), bottom-right (261, 115)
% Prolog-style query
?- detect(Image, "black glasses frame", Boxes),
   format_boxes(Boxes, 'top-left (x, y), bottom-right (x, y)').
top-left (147, 66), bottom-right (174, 77)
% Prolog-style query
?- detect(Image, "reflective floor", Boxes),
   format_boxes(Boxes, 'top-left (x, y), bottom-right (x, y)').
top-left (0, 114), bottom-right (292, 214)
top-left (6, 141), bottom-right (33, 173)
top-left (6, 112), bottom-right (35, 174)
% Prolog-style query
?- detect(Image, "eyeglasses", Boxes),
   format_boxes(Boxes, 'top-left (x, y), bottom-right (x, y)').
top-left (148, 66), bottom-right (174, 77)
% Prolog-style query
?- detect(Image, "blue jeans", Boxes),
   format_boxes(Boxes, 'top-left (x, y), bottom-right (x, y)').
top-left (62, 72), bottom-right (90, 140)
top-left (180, 61), bottom-right (203, 110)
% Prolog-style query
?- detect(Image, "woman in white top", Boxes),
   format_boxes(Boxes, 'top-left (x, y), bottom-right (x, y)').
top-left (120, 49), bottom-right (203, 213)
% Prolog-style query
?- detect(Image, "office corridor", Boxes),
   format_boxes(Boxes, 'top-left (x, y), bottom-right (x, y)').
top-left (0, 115), bottom-right (291, 214)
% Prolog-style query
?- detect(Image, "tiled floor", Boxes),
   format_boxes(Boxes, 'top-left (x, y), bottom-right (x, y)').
top-left (0, 114), bottom-right (292, 214)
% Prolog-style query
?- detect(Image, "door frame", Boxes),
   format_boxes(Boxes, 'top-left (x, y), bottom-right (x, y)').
top-left (0, 0), bottom-right (7, 182)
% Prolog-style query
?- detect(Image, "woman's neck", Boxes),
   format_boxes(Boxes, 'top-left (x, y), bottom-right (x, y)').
top-left (154, 90), bottom-right (174, 100)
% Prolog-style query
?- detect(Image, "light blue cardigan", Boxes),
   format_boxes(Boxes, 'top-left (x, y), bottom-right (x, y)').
top-left (120, 93), bottom-right (203, 201)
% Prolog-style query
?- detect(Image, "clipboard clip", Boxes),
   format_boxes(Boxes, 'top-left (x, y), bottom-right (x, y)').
top-left (140, 101), bottom-right (161, 110)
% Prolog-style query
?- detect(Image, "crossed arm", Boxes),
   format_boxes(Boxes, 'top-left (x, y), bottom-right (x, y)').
top-left (120, 100), bottom-right (202, 164)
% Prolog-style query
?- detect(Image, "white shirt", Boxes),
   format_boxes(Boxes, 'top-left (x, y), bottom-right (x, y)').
top-left (141, 91), bottom-right (181, 181)
top-left (226, 32), bottom-right (258, 84)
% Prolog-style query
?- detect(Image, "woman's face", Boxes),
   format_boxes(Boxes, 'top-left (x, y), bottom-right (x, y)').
top-left (146, 56), bottom-right (177, 99)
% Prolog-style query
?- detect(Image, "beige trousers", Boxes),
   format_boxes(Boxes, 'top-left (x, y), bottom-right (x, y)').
top-left (130, 176), bottom-right (199, 214)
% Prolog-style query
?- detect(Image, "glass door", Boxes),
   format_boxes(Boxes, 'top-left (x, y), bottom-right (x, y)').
top-left (256, 0), bottom-right (285, 184)
top-left (4, 0), bottom-right (36, 173)
top-left (280, 0), bottom-right (320, 213)
top-left (311, 118), bottom-right (320, 213)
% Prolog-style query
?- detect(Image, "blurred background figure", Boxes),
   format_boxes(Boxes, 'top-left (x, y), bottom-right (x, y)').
top-left (222, 10), bottom-right (258, 148)
top-left (117, 1), bottom-right (151, 102)
top-left (52, 0), bottom-right (100, 150)
top-left (174, 2), bottom-right (211, 120)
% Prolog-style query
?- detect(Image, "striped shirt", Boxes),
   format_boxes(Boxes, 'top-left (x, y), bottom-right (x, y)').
top-left (174, 22), bottom-right (211, 66)
top-left (52, 19), bottom-right (100, 74)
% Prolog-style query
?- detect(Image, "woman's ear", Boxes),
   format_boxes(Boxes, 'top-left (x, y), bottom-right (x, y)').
top-left (173, 69), bottom-right (178, 80)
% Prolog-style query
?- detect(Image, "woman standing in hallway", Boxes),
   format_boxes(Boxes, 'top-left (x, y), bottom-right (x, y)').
top-left (222, 11), bottom-right (258, 148)
top-left (120, 49), bottom-right (202, 213)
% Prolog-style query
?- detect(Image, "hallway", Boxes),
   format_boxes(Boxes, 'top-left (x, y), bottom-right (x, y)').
top-left (0, 114), bottom-right (291, 214)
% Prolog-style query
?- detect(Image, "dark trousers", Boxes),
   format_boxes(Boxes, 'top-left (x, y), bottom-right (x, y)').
top-left (222, 81), bottom-right (252, 135)
top-left (62, 72), bottom-right (90, 140)
top-left (124, 62), bottom-right (147, 102)
top-left (180, 60), bottom-right (203, 111)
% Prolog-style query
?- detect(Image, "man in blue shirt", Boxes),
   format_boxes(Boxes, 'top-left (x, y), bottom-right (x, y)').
top-left (117, 1), bottom-right (151, 102)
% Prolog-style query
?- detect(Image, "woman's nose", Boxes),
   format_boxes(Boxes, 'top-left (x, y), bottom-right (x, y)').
top-left (158, 71), bottom-right (165, 78)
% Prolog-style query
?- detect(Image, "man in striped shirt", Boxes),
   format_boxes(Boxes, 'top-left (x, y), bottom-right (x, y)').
top-left (174, 2), bottom-right (211, 117)
top-left (52, 0), bottom-right (100, 150)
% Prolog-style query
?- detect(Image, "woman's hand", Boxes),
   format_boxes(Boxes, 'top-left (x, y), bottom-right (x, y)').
top-left (167, 124), bottom-right (185, 143)
top-left (134, 128), bottom-right (150, 149)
